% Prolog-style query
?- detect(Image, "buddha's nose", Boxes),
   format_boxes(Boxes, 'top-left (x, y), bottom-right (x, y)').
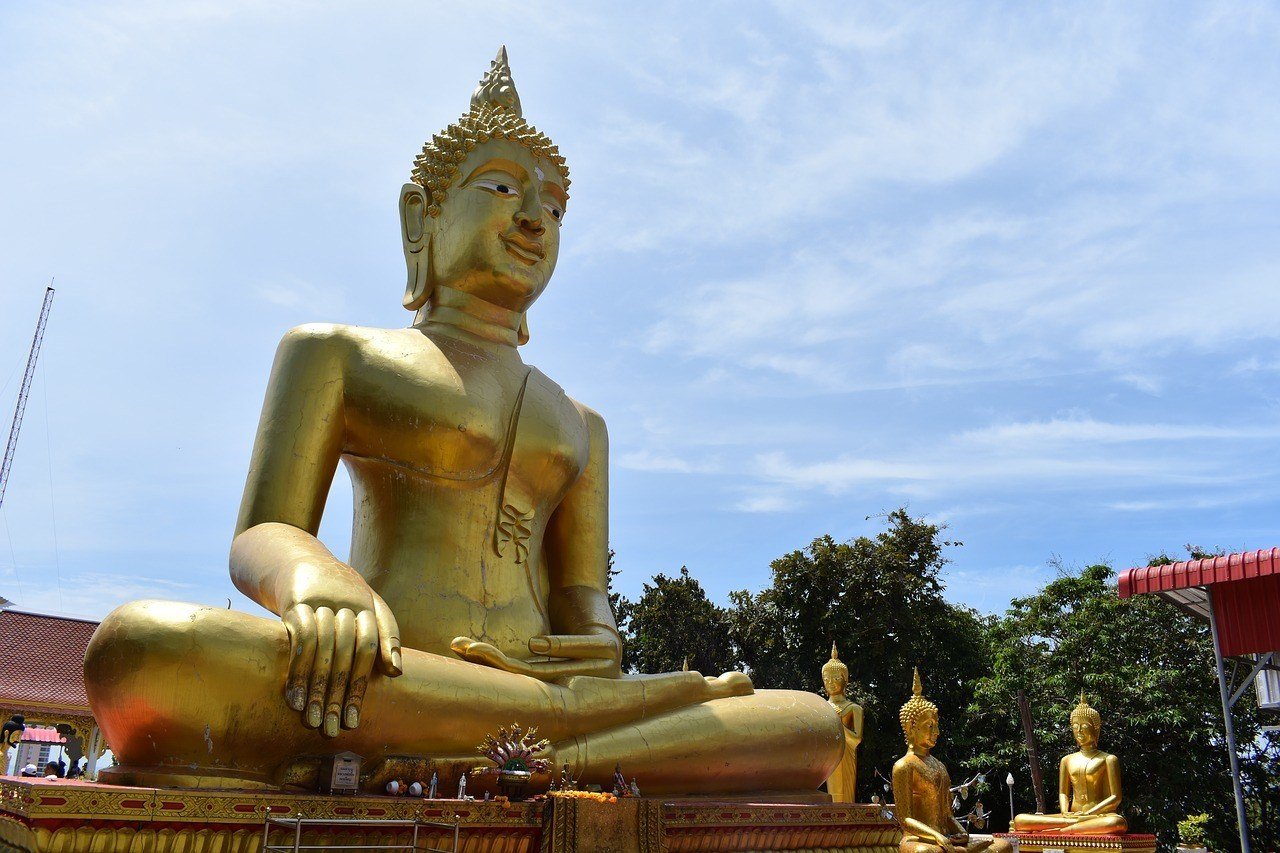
top-left (515, 194), bottom-right (545, 236)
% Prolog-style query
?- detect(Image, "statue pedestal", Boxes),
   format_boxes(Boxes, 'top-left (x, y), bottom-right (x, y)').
top-left (0, 778), bottom-right (900, 853)
top-left (996, 832), bottom-right (1157, 853)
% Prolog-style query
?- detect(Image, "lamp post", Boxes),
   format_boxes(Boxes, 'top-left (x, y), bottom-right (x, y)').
top-left (1005, 771), bottom-right (1015, 829)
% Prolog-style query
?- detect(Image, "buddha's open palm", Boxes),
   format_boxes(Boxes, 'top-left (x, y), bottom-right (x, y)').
top-left (280, 563), bottom-right (402, 737)
top-left (451, 630), bottom-right (621, 681)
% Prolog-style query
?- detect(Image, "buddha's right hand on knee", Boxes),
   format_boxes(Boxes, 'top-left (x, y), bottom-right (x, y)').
top-left (280, 570), bottom-right (402, 738)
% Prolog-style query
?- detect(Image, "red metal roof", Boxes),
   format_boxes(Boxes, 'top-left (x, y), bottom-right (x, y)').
top-left (0, 609), bottom-right (99, 711)
top-left (19, 726), bottom-right (65, 744)
top-left (1119, 547), bottom-right (1280, 597)
top-left (1118, 548), bottom-right (1280, 657)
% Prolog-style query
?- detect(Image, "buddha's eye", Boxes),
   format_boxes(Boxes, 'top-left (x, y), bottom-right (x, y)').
top-left (542, 202), bottom-right (564, 223)
top-left (473, 179), bottom-right (521, 198)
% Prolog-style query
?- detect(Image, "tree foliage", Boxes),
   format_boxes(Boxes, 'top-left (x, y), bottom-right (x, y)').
top-left (615, 566), bottom-right (737, 676)
top-left (727, 510), bottom-right (990, 799)
top-left (608, 517), bottom-right (1278, 850)
top-left (969, 561), bottom-right (1272, 851)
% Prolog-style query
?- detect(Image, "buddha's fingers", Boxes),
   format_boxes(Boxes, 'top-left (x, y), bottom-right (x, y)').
top-left (450, 637), bottom-right (511, 671)
top-left (344, 610), bottom-right (378, 730)
top-left (528, 634), bottom-right (617, 660)
top-left (323, 608), bottom-right (357, 737)
top-left (525, 658), bottom-right (619, 680)
top-left (307, 607), bottom-right (336, 730)
top-left (451, 637), bottom-right (617, 680)
top-left (372, 594), bottom-right (402, 677)
top-left (282, 604), bottom-right (317, 712)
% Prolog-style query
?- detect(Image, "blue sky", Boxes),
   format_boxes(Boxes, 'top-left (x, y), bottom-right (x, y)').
top-left (1, 1), bottom-right (1278, 621)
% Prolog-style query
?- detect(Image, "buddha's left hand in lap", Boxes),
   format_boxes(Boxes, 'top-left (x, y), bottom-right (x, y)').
top-left (451, 628), bottom-right (622, 681)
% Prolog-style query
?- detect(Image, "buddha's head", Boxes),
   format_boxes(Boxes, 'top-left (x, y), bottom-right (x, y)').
top-left (822, 642), bottom-right (849, 698)
top-left (400, 47), bottom-right (569, 340)
top-left (1069, 692), bottom-right (1102, 751)
top-left (899, 667), bottom-right (940, 751)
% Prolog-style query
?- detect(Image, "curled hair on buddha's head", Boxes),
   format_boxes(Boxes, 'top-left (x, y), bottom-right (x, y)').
top-left (410, 46), bottom-right (569, 218)
top-left (822, 642), bottom-right (848, 686)
top-left (1070, 691), bottom-right (1102, 729)
top-left (898, 667), bottom-right (938, 743)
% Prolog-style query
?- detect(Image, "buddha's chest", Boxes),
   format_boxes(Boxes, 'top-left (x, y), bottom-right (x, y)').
top-left (1067, 756), bottom-right (1108, 793)
top-left (342, 340), bottom-right (588, 500)
top-left (909, 759), bottom-right (945, 798)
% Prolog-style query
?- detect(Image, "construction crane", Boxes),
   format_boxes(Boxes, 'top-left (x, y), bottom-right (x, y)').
top-left (0, 284), bottom-right (56, 511)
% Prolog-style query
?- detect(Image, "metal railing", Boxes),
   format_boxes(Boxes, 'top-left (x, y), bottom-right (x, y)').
top-left (261, 808), bottom-right (460, 853)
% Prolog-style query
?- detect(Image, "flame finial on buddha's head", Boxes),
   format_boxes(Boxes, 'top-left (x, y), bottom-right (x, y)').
top-left (471, 46), bottom-right (522, 116)
top-left (1070, 690), bottom-right (1101, 729)
top-left (898, 666), bottom-right (938, 742)
top-left (822, 641), bottom-right (848, 684)
top-left (410, 46), bottom-right (569, 217)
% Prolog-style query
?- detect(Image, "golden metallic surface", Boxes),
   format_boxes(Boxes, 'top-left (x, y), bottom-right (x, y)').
top-left (822, 644), bottom-right (864, 803)
top-left (81, 48), bottom-right (843, 797)
top-left (891, 670), bottom-right (1012, 853)
top-left (1011, 695), bottom-right (1128, 835)
top-left (995, 834), bottom-right (1155, 853)
top-left (0, 778), bottom-right (899, 853)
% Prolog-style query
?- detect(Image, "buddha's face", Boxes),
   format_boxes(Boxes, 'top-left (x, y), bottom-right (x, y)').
top-left (1071, 719), bottom-right (1099, 750)
top-left (823, 673), bottom-right (846, 698)
top-left (907, 710), bottom-right (940, 751)
top-left (411, 138), bottom-right (567, 313)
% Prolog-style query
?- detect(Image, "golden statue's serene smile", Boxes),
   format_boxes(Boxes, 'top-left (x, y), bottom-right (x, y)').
top-left (83, 48), bottom-right (844, 795)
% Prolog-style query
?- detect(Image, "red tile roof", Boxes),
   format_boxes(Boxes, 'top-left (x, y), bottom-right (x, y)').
top-left (0, 609), bottom-right (99, 711)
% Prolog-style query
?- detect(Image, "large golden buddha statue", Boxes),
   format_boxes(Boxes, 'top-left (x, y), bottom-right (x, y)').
top-left (83, 48), bottom-right (842, 796)
top-left (1012, 695), bottom-right (1127, 835)
top-left (892, 670), bottom-right (1011, 853)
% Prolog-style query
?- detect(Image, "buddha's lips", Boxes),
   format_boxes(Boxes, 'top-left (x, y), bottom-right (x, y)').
top-left (501, 234), bottom-right (544, 263)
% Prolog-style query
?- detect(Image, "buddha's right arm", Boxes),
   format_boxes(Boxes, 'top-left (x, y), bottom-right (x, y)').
top-left (1058, 756), bottom-right (1072, 814)
top-left (229, 325), bottom-right (400, 737)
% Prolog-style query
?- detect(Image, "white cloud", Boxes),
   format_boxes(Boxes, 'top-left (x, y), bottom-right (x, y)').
top-left (733, 492), bottom-right (797, 514)
top-left (748, 414), bottom-right (1277, 502)
top-left (617, 450), bottom-right (719, 475)
top-left (957, 417), bottom-right (1280, 448)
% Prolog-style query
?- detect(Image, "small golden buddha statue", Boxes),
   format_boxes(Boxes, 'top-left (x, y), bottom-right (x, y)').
top-left (82, 47), bottom-right (843, 795)
top-left (1012, 694), bottom-right (1127, 835)
top-left (822, 643), bottom-right (864, 803)
top-left (892, 669), bottom-right (1011, 853)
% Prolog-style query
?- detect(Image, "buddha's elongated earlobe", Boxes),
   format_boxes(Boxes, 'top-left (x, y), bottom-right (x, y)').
top-left (517, 314), bottom-right (529, 346)
top-left (400, 183), bottom-right (432, 311)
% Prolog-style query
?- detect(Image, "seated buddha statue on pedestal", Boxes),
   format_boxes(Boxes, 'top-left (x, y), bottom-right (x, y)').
top-left (1012, 694), bottom-right (1127, 835)
top-left (893, 669), bottom-right (1011, 853)
top-left (82, 48), bottom-right (843, 796)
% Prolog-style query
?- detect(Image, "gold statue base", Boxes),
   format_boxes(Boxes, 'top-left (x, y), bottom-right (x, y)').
top-left (995, 832), bottom-right (1157, 853)
top-left (0, 779), bottom-right (899, 853)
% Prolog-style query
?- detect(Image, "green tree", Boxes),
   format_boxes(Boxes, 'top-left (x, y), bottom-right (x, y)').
top-left (969, 561), bottom-right (1267, 851)
top-left (727, 509), bottom-right (991, 802)
top-left (620, 566), bottom-right (737, 676)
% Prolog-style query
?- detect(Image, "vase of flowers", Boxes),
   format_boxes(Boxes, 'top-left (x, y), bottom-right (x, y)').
top-left (471, 723), bottom-right (550, 803)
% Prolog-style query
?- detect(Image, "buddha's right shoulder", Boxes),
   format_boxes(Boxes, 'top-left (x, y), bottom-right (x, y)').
top-left (277, 323), bottom-right (410, 358)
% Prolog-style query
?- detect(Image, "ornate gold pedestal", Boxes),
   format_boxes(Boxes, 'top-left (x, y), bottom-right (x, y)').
top-left (0, 780), bottom-right (898, 853)
top-left (995, 832), bottom-right (1157, 853)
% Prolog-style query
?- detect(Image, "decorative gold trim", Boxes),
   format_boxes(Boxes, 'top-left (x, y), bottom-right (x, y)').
top-left (995, 832), bottom-right (1158, 853)
top-left (0, 780), bottom-right (900, 853)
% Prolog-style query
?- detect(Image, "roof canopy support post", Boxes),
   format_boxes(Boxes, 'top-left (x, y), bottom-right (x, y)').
top-left (1207, 586), bottom-right (1252, 853)
top-left (1229, 652), bottom-right (1274, 708)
